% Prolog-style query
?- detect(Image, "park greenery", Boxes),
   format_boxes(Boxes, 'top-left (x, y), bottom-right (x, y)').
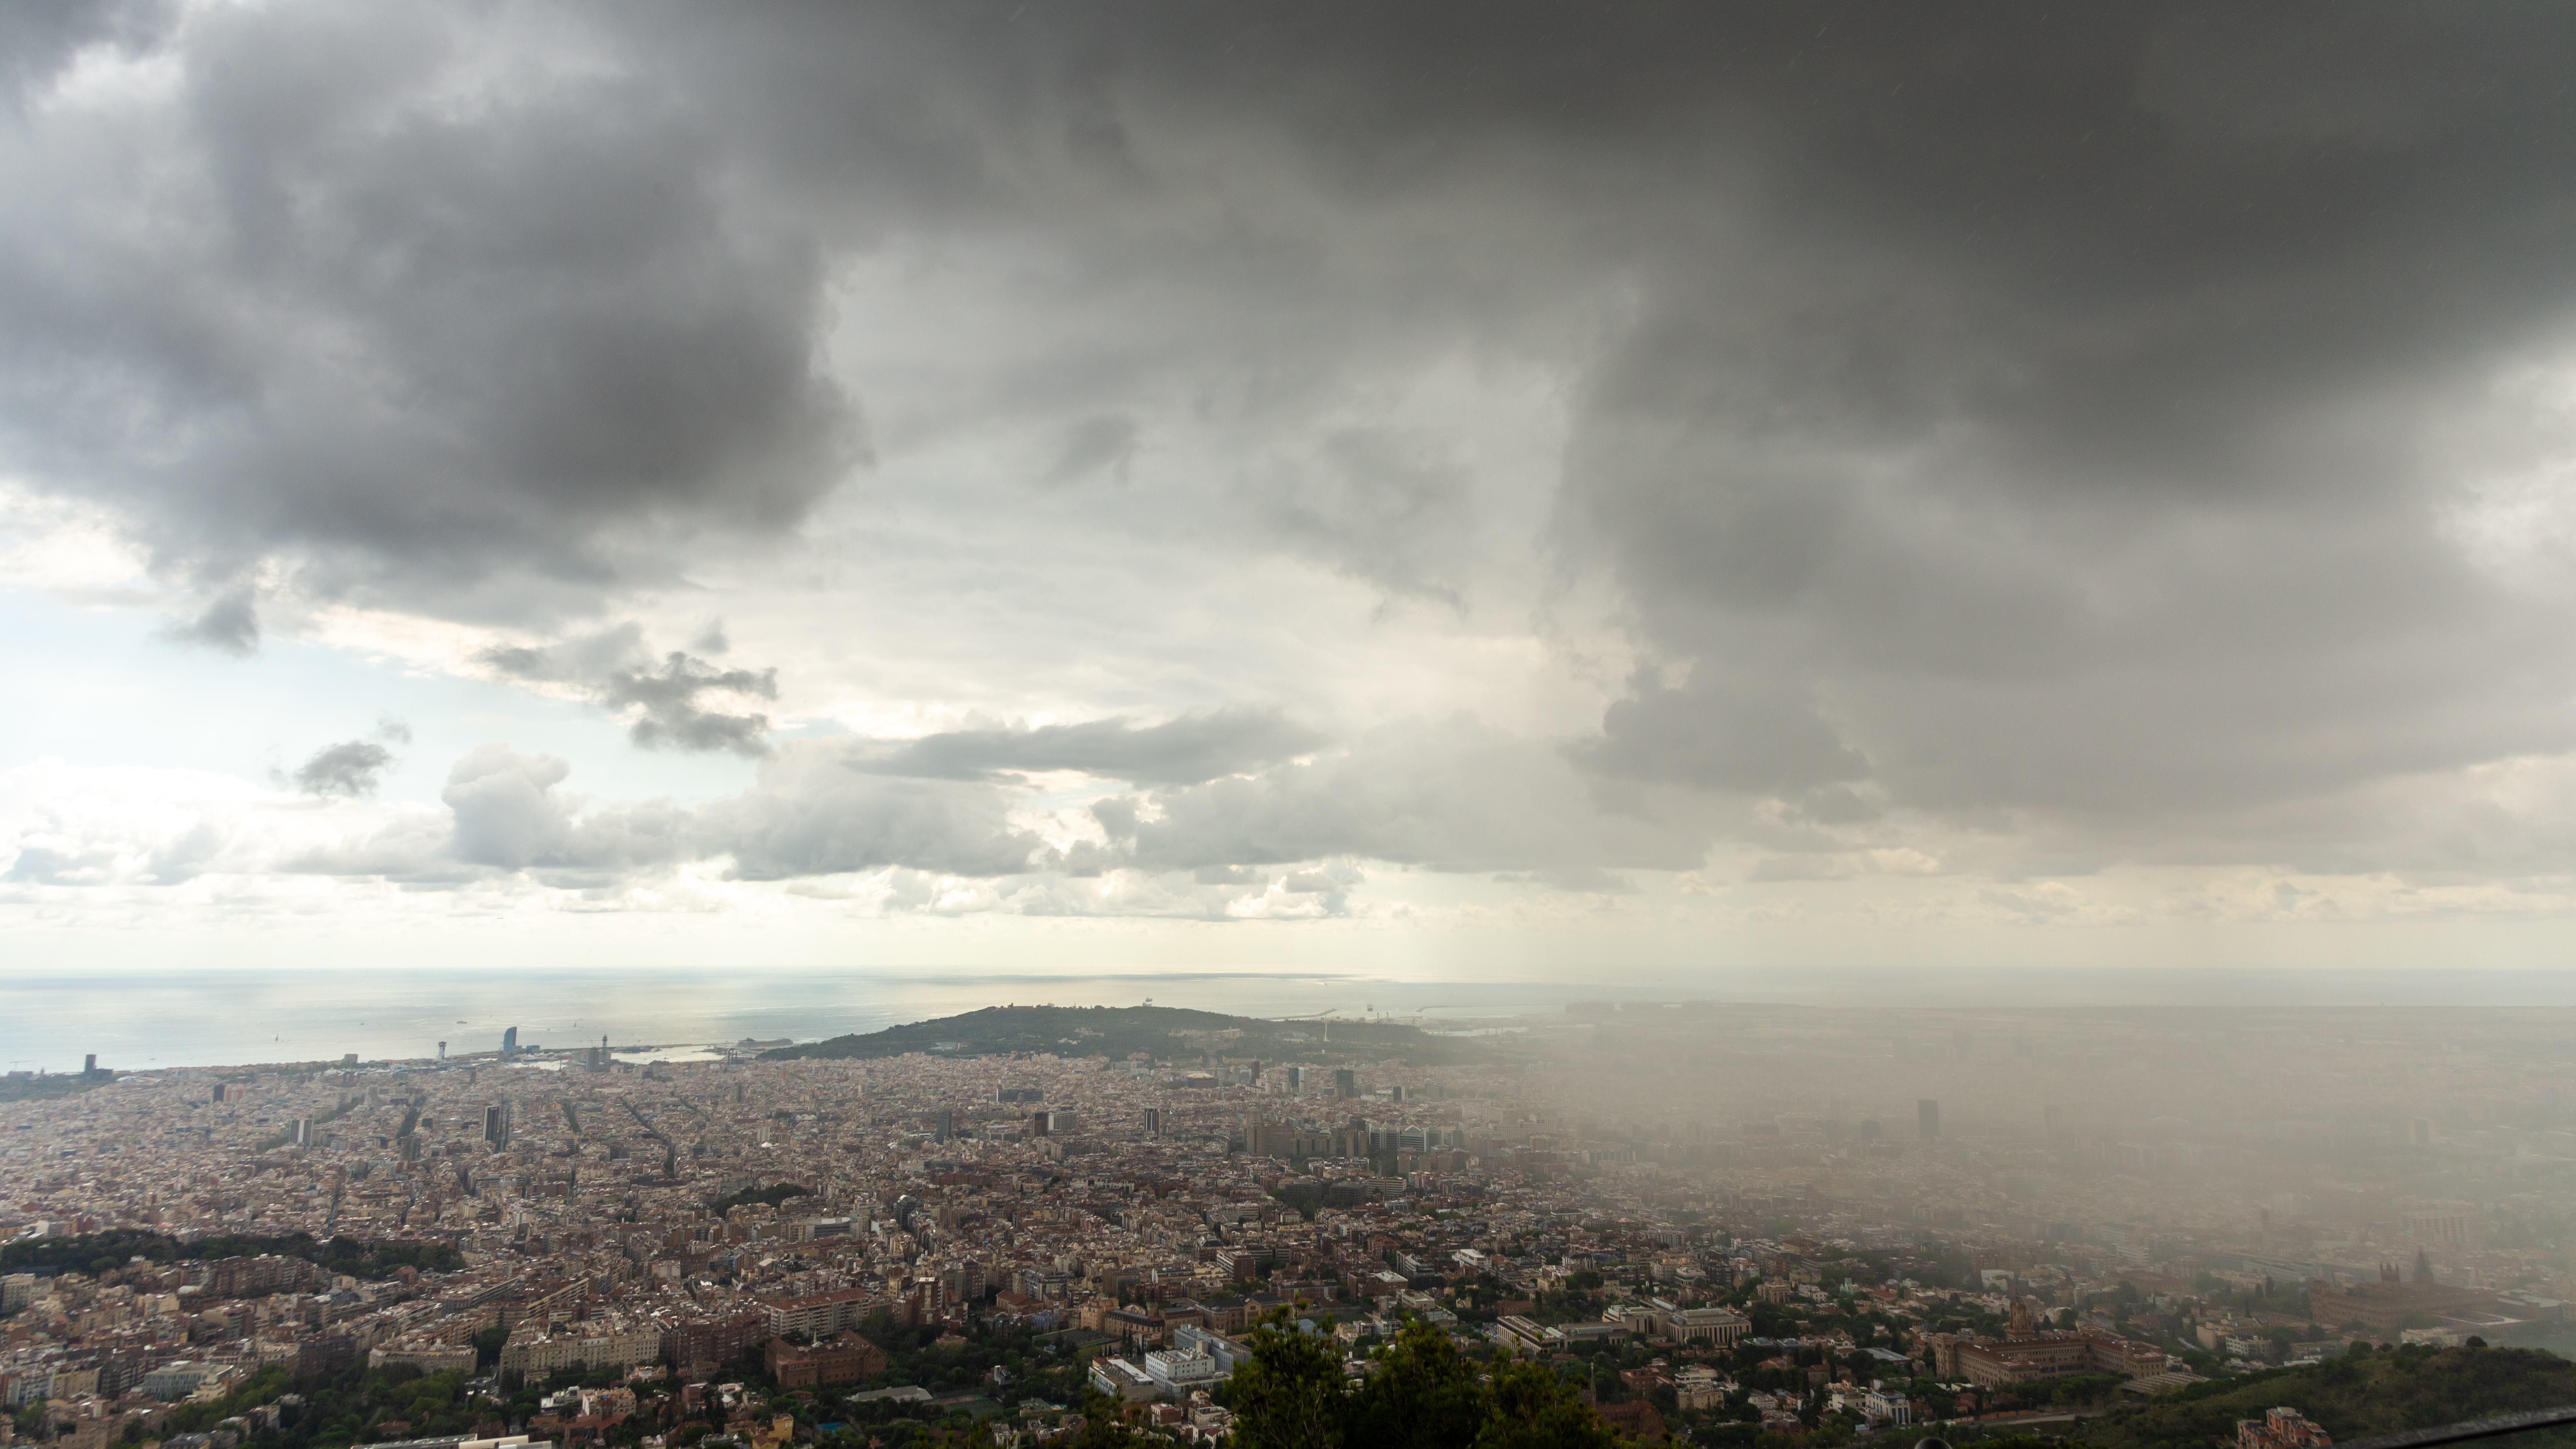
top-left (0, 1229), bottom-right (462, 1280)
top-left (707, 1182), bottom-right (814, 1215)
top-left (761, 1004), bottom-right (1486, 1067)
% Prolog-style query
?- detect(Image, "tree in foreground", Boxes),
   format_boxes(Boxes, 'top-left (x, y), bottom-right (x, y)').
top-left (1478, 1357), bottom-right (1626, 1449)
top-left (1231, 1312), bottom-right (1349, 1449)
top-left (1345, 1316), bottom-right (1489, 1449)
top-left (1231, 1311), bottom-right (1633, 1449)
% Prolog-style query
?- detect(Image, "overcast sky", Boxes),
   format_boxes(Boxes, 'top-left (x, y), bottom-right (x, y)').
top-left (8, 1), bottom-right (2576, 977)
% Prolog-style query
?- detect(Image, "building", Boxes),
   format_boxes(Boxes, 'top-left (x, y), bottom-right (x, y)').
top-left (1334, 1069), bottom-right (1358, 1098)
top-left (203, 1253), bottom-right (318, 1298)
top-left (1674, 1367), bottom-right (1728, 1411)
top-left (1918, 1099), bottom-right (1939, 1141)
top-left (2307, 1271), bottom-right (2496, 1335)
top-left (1171, 1324), bottom-right (1255, 1373)
top-left (369, 1342), bottom-right (479, 1374)
top-left (765, 1331), bottom-right (889, 1387)
top-left (661, 1309), bottom-right (765, 1371)
top-left (1090, 1356), bottom-right (1158, 1404)
top-left (1142, 1348), bottom-right (1224, 1397)
top-left (1666, 1306), bottom-right (1751, 1346)
top-left (2404, 1211), bottom-right (2468, 1251)
top-left (1142, 1108), bottom-right (1162, 1136)
top-left (934, 1108), bottom-right (954, 1143)
top-left (498, 1320), bottom-right (661, 1376)
top-left (2239, 1408), bottom-right (2333, 1449)
top-left (1862, 1384), bottom-right (1911, 1427)
top-left (140, 1362), bottom-right (235, 1401)
top-left (762, 1287), bottom-right (876, 1341)
top-left (1934, 1300), bottom-right (2168, 1387)
top-left (1496, 1316), bottom-right (1562, 1355)
top-left (484, 1102), bottom-right (512, 1149)
top-left (502, 1026), bottom-right (518, 1056)
top-left (1596, 1401), bottom-right (1666, 1444)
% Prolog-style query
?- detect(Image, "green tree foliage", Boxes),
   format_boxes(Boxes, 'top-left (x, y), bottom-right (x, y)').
top-left (2076, 1345), bottom-right (2576, 1449)
top-left (1232, 1313), bottom-right (1350, 1449)
top-left (1476, 1358), bottom-right (1625, 1449)
top-left (1230, 1313), bottom-right (1634, 1449)
top-left (706, 1183), bottom-right (813, 1214)
top-left (1067, 1388), bottom-right (1150, 1449)
top-left (1345, 1317), bottom-right (1488, 1449)
top-left (0, 1229), bottom-right (460, 1279)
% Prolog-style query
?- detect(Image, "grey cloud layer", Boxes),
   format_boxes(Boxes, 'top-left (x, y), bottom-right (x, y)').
top-left (291, 741), bottom-right (392, 798)
top-left (307, 719), bottom-right (1694, 893)
top-left (481, 626), bottom-right (778, 757)
top-left (850, 708), bottom-right (1324, 786)
top-left (1, 0), bottom-right (854, 624)
top-left (13, 3), bottom-right (2576, 885)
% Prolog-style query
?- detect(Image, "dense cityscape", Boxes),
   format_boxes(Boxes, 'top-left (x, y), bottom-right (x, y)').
top-left (5, 1001), bottom-right (2574, 1448)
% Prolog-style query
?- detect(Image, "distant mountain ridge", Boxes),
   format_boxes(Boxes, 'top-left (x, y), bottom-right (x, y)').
top-left (759, 1003), bottom-right (1484, 1065)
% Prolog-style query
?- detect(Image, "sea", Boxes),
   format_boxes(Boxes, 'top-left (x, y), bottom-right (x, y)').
top-left (8, 964), bottom-right (2576, 1076)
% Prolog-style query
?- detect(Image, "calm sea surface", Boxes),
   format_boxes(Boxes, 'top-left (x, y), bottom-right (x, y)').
top-left (7, 965), bottom-right (2576, 1074)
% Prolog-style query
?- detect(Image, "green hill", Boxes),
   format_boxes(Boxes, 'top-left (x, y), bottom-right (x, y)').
top-left (2033, 1345), bottom-right (2576, 1449)
top-left (761, 1003), bottom-right (1485, 1066)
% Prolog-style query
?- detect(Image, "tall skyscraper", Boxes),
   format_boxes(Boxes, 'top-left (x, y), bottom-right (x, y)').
top-left (1334, 1068), bottom-right (1357, 1098)
top-left (935, 1108), bottom-right (955, 1142)
top-left (1286, 1065), bottom-right (1305, 1092)
top-left (485, 1102), bottom-right (512, 1149)
top-left (1917, 1098), bottom-right (1940, 1141)
top-left (1142, 1108), bottom-right (1162, 1137)
top-left (501, 1026), bottom-right (518, 1056)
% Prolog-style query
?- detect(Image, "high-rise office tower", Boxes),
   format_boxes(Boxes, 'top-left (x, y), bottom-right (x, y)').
top-left (1286, 1065), bottom-right (1305, 1092)
top-left (485, 1102), bottom-right (512, 1149)
top-left (1334, 1068), bottom-right (1357, 1098)
top-left (289, 1117), bottom-right (313, 1147)
top-left (935, 1108), bottom-right (954, 1142)
top-left (1917, 1098), bottom-right (1940, 1141)
top-left (1142, 1108), bottom-right (1162, 1137)
top-left (501, 1026), bottom-right (518, 1056)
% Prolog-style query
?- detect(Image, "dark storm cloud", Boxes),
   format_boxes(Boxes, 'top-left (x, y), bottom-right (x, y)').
top-left (0, 0), bottom-right (160, 108)
top-left (1044, 416), bottom-right (1139, 486)
top-left (292, 740), bottom-right (392, 797)
top-left (859, 708), bottom-right (1325, 786)
top-left (17, 1), bottom-right (2576, 880)
top-left (0, 0), bottom-right (856, 621)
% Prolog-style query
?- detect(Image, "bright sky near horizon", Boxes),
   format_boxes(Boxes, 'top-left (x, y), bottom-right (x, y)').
top-left (9, 3), bottom-right (2576, 977)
